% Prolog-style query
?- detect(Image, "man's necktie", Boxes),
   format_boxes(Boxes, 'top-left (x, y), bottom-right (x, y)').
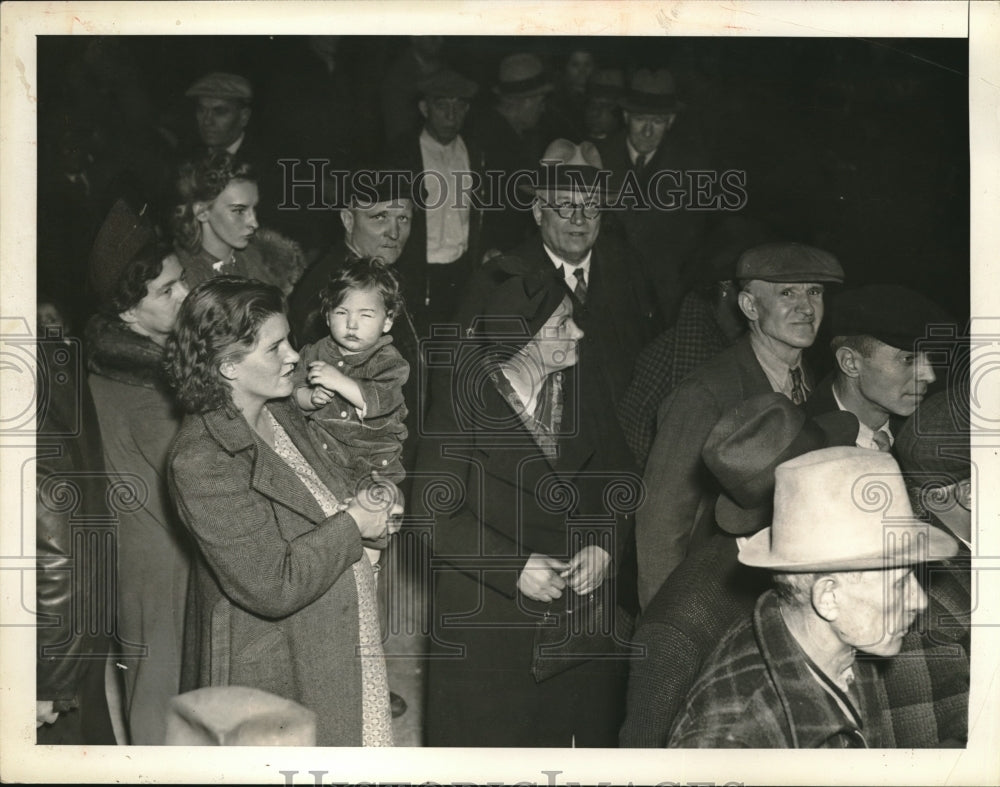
top-left (790, 367), bottom-right (806, 405)
top-left (872, 429), bottom-right (892, 452)
top-left (573, 267), bottom-right (588, 304)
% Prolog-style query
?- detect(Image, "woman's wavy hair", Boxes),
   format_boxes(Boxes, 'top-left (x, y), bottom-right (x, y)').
top-left (102, 239), bottom-right (176, 317)
top-left (165, 276), bottom-right (285, 415)
top-left (171, 151), bottom-right (257, 254)
top-left (319, 256), bottom-right (405, 319)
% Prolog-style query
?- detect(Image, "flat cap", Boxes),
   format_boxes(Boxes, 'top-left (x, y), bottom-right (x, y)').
top-left (417, 68), bottom-right (478, 100)
top-left (185, 72), bottom-right (253, 102)
top-left (736, 242), bottom-right (844, 284)
top-left (88, 198), bottom-right (159, 306)
top-left (830, 284), bottom-right (953, 349)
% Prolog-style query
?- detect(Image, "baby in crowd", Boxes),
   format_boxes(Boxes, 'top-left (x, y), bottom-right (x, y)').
top-left (294, 257), bottom-right (409, 569)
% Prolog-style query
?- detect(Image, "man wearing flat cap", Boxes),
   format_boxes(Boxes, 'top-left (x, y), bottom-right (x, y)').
top-left (385, 69), bottom-right (487, 330)
top-left (806, 284), bottom-right (952, 453)
top-left (597, 68), bottom-right (711, 327)
top-left (668, 446), bottom-right (958, 748)
top-left (84, 199), bottom-right (192, 744)
top-left (637, 241), bottom-right (844, 609)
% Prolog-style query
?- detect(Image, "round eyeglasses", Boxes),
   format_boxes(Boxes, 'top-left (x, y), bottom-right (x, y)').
top-left (539, 199), bottom-right (601, 220)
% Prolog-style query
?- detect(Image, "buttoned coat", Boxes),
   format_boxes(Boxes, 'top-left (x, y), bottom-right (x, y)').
top-left (637, 335), bottom-right (773, 609)
top-left (168, 397), bottom-right (379, 747)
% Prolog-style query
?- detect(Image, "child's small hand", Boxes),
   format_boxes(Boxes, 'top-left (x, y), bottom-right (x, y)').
top-left (310, 386), bottom-right (334, 408)
top-left (307, 361), bottom-right (344, 391)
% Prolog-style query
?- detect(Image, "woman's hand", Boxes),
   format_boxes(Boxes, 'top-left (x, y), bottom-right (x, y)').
top-left (562, 545), bottom-right (611, 596)
top-left (518, 553), bottom-right (571, 602)
top-left (345, 472), bottom-right (404, 540)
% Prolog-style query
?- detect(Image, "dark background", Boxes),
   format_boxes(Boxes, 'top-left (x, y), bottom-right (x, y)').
top-left (37, 35), bottom-right (969, 325)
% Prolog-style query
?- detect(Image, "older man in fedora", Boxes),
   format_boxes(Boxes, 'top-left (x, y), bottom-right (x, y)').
top-left (637, 242), bottom-right (844, 609)
top-left (597, 68), bottom-right (711, 326)
top-left (621, 393), bottom-right (859, 747)
top-left (668, 446), bottom-right (958, 748)
top-left (385, 68), bottom-right (487, 330)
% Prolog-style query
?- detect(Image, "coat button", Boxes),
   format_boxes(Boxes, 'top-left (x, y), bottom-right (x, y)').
top-left (340, 411), bottom-right (348, 418)
top-left (337, 361), bottom-right (344, 367)
top-left (322, 443), bottom-right (328, 450)
top-left (381, 459), bottom-right (388, 466)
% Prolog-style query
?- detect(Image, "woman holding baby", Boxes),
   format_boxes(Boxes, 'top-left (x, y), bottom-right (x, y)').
top-left (165, 276), bottom-right (402, 746)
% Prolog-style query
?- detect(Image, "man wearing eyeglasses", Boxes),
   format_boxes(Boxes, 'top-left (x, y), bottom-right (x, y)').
top-left (386, 68), bottom-right (486, 333)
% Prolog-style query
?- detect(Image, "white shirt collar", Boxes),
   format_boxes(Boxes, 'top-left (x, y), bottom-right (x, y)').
top-left (225, 133), bottom-right (245, 156)
top-left (832, 385), bottom-right (892, 449)
top-left (542, 244), bottom-right (591, 286)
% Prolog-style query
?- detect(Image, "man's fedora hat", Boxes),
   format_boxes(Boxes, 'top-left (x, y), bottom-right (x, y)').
top-left (704, 393), bottom-right (860, 535)
top-left (619, 68), bottom-right (684, 115)
top-left (736, 241), bottom-right (845, 284)
top-left (185, 72), bottom-right (253, 103)
top-left (739, 446), bottom-right (958, 572)
top-left (165, 686), bottom-right (316, 746)
top-left (830, 284), bottom-right (953, 351)
top-left (519, 138), bottom-right (616, 199)
top-left (494, 53), bottom-right (554, 97)
top-left (417, 68), bottom-right (478, 100)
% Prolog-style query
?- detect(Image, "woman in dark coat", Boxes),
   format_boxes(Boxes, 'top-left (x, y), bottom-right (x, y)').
top-left (414, 257), bottom-right (638, 747)
top-left (166, 277), bottom-right (402, 746)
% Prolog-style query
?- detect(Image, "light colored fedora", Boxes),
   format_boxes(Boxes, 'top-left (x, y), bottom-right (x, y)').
top-left (519, 138), bottom-right (617, 199)
top-left (165, 686), bottom-right (317, 746)
top-left (739, 446), bottom-right (958, 572)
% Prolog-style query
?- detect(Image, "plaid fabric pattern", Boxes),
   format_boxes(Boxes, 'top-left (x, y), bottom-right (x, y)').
top-left (618, 292), bottom-right (736, 470)
top-left (879, 555), bottom-right (970, 746)
top-left (669, 590), bottom-right (895, 748)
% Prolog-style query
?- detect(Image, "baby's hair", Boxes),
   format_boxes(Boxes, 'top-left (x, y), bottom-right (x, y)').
top-left (320, 257), bottom-right (404, 318)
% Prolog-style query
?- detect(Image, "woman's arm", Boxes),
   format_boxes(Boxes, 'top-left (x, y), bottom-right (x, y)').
top-left (169, 434), bottom-right (366, 619)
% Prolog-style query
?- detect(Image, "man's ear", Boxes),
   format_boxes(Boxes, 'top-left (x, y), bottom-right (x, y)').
top-left (238, 106), bottom-right (252, 131)
top-left (737, 289), bottom-right (757, 322)
top-left (835, 344), bottom-right (861, 379)
top-left (812, 575), bottom-right (840, 622)
top-left (418, 99), bottom-right (429, 120)
top-left (340, 208), bottom-right (354, 236)
top-left (531, 197), bottom-right (543, 227)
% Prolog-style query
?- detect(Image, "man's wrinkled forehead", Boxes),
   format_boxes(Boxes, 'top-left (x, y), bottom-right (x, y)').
top-left (537, 187), bottom-right (602, 204)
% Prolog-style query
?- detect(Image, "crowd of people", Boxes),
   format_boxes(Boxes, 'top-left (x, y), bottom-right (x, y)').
top-left (35, 35), bottom-right (971, 749)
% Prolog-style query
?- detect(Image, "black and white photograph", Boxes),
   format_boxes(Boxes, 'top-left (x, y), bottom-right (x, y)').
top-left (1, 1), bottom-right (998, 784)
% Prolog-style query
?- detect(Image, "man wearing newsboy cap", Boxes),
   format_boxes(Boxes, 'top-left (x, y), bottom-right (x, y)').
top-left (668, 446), bottom-right (958, 748)
top-left (637, 242), bottom-right (844, 609)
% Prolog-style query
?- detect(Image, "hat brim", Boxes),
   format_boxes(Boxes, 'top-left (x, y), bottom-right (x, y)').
top-left (619, 98), bottom-right (685, 114)
top-left (738, 522), bottom-right (959, 572)
top-left (715, 494), bottom-right (768, 536)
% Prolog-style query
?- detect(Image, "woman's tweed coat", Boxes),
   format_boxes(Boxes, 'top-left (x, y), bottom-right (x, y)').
top-left (168, 397), bottom-right (381, 746)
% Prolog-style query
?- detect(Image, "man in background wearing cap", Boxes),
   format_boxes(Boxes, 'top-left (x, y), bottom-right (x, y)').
top-left (597, 68), bottom-right (710, 327)
top-left (806, 284), bottom-right (952, 453)
top-left (385, 69), bottom-right (486, 330)
top-left (668, 447), bottom-right (958, 748)
top-left (637, 242), bottom-right (844, 609)
top-left (84, 199), bottom-right (192, 744)
top-left (472, 53), bottom-right (556, 256)
top-left (185, 71), bottom-right (255, 158)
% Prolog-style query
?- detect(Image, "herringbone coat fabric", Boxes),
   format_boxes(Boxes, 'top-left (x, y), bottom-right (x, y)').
top-left (168, 398), bottom-right (377, 746)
